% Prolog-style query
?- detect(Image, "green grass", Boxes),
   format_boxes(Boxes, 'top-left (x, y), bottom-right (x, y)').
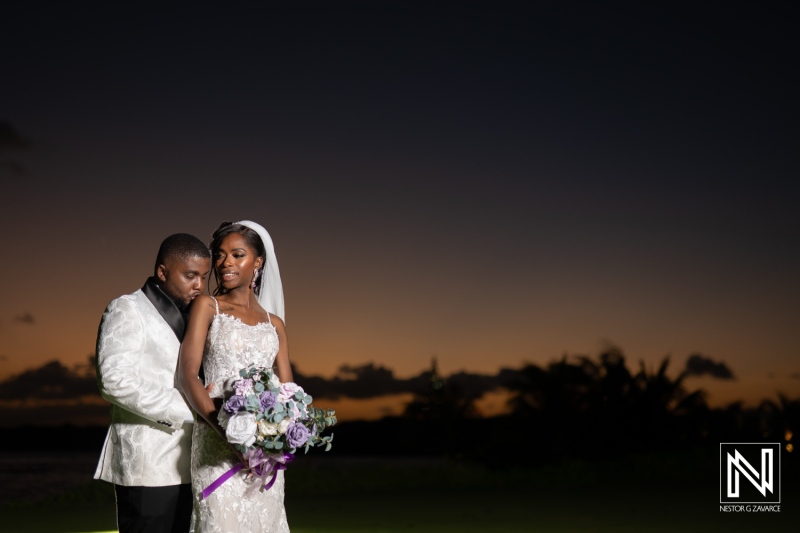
top-left (1, 453), bottom-right (797, 533)
top-left (287, 486), bottom-right (796, 533)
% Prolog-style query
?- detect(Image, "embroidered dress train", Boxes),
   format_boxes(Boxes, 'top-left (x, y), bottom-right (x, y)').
top-left (190, 298), bottom-right (289, 533)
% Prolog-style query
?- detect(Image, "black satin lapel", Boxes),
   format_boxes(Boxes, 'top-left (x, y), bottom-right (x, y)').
top-left (141, 277), bottom-right (187, 341)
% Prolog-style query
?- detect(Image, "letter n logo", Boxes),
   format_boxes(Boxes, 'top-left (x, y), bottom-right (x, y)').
top-left (720, 443), bottom-right (781, 504)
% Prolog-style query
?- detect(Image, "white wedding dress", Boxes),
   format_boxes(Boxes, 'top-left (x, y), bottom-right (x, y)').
top-left (190, 300), bottom-right (289, 533)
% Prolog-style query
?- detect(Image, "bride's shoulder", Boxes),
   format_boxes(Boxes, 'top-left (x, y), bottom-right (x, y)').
top-left (190, 294), bottom-right (218, 315)
top-left (193, 293), bottom-right (216, 305)
top-left (268, 313), bottom-right (285, 332)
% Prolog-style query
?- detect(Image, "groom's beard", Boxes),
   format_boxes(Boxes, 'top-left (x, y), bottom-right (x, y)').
top-left (171, 296), bottom-right (189, 313)
top-left (161, 285), bottom-right (190, 313)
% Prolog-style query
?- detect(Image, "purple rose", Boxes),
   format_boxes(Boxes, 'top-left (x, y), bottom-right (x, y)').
top-left (224, 394), bottom-right (246, 414)
top-left (259, 391), bottom-right (277, 410)
top-left (234, 379), bottom-right (254, 397)
top-left (277, 382), bottom-right (303, 402)
top-left (285, 421), bottom-right (311, 448)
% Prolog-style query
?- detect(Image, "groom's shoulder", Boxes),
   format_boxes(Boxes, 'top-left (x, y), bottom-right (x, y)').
top-left (108, 287), bottom-right (145, 304)
top-left (103, 289), bottom-right (147, 315)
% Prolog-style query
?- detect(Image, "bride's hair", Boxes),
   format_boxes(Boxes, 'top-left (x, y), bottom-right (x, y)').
top-left (209, 221), bottom-right (267, 296)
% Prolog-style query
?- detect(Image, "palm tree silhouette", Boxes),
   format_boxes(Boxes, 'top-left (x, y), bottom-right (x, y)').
top-left (507, 348), bottom-right (711, 458)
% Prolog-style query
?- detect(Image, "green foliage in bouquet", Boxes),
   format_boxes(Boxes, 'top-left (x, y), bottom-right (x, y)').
top-left (304, 406), bottom-right (337, 452)
top-left (220, 365), bottom-right (336, 455)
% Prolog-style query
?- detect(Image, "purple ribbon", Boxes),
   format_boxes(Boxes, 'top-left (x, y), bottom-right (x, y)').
top-left (200, 451), bottom-right (296, 500)
top-left (201, 462), bottom-right (245, 500)
top-left (260, 452), bottom-right (294, 490)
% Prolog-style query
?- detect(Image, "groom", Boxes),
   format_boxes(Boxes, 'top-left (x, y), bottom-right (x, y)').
top-left (94, 233), bottom-right (211, 533)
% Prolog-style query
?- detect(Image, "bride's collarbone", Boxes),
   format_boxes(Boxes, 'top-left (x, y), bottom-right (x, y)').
top-left (216, 301), bottom-right (270, 326)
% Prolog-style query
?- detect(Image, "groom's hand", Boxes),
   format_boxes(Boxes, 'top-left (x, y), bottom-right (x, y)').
top-left (196, 382), bottom-right (218, 425)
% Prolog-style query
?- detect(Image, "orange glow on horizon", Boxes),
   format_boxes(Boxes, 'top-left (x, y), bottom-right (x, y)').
top-left (319, 393), bottom-right (413, 422)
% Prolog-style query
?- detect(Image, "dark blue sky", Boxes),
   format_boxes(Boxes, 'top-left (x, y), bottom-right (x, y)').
top-left (1, 1), bottom-right (797, 416)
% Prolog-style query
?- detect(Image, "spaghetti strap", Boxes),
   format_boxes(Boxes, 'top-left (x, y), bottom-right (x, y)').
top-left (266, 311), bottom-right (272, 325)
top-left (210, 296), bottom-right (219, 315)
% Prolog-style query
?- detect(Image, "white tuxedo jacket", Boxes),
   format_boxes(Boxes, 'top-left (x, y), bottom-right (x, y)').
top-left (94, 283), bottom-right (194, 486)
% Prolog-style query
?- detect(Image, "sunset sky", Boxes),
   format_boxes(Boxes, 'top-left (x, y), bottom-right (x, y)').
top-left (1, 2), bottom-right (797, 423)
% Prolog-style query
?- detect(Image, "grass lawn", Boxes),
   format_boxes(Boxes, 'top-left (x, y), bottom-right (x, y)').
top-left (286, 485), bottom-right (796, 533)
top-left (1, 453), bottom-right (796, 533)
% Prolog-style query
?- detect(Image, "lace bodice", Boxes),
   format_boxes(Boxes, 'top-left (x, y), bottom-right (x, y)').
top-left (204, 311), bottom-right (279, 399)
top-left (191, 299), bottom-right (288, 533)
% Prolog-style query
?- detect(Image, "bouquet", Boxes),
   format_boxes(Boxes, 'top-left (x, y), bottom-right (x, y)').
top-left (201, 365), bottom-right (336, 499)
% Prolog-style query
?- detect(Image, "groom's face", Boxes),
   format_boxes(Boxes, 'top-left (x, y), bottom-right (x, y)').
top-left (158, 255), bottom-right (212, 311)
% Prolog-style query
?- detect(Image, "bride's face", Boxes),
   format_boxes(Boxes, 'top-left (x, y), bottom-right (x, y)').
top-left (215, 232), bottom-right (263, 291)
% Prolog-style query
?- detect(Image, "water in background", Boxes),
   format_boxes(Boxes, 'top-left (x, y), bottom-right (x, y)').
top-left (0, 450), bottom-right (100, 505)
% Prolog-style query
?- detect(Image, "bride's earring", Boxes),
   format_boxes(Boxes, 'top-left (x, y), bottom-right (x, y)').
top-left (252, 269), bottom-right (259, 289)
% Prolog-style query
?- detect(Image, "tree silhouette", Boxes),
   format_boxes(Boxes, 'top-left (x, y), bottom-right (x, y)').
top-left (506, 348), bottom-right (713, 459)
top-left (404, 357), bottom-right (481, 421)
top-left (759, 394), bottom-right (800, 453)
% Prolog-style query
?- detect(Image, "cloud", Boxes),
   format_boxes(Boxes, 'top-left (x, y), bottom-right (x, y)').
top-left (294, 362), bottom-right (519, 400)
top-left (683, 354), bottom-right (735, 380)
top-left (293, 363), bottom-right (416, 400)
top-left (0, 121), bottom-right (31, 176)
top-left (0, 355), bottom-right (514, 411)
top-left (13, 312), bottom-right (35, 325)
top-left (0, 403), bottom-right (109, 428)
top-left (0, 161), bottom-right (29, 176)
top-left (0, 359), bottom-right (98, 400)
top-left (0, 121), bottom-right (30, 151)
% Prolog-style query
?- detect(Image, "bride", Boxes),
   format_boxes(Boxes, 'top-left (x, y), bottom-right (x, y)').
top-left (178, 220), bottom-right (292, 533)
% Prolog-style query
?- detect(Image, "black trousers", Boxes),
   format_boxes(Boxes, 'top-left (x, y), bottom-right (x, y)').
top-left (114, 483), bottom-right (192, 533)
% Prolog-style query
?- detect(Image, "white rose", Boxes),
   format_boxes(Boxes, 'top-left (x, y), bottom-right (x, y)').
top-left (258, 419), bottom-right (278, 436)
top-left (277, 418), bottom-right (291, 434)
top-left (225, 412), bottom-right (257, 447)
top-left (268, 372), bottom-right (282, 390)
top-left (217, 408), bottom-right (231, 429)
top-left (277, 382), bottom-right (304, 402)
